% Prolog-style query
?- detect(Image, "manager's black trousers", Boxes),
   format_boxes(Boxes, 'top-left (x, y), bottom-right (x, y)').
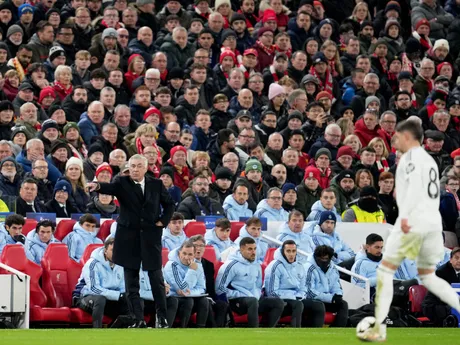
top-left (124, 268), bottom-right (167, 322)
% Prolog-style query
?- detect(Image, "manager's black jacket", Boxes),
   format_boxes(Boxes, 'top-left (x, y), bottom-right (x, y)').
top-left (97, 175), bottom-right (174, 271)
top-left (422, 261), bottom-right (460, 308)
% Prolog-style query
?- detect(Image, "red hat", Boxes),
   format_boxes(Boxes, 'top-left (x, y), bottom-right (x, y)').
top-left (244, 48), bottom-right (258, 57)
top-left (143, 106), bottom-right (161, 122)
top-left (313, 0), bottom-right (323, 9)
top-left (415, 18), bottom-right (430, 31)
top-left (95, 162), bottom-right (113, 178)
top-left (128, 53), bottom-right (142, 66)
top-left (262, 9), bottom-right (276, 23)
top-left (39, 86), bottom-right (56, 104)
top-left (315, 91), bottom-right (332, 101)
top-left (219, 48), bottom-right (237, 65)
top-left (437, 61), bottom-right (453, 76)
top-left (304, 166), bottom-right (321, 181)
top-left (170, 145), bottom-right (187, 159)
top-left (451, 148), bottom-right (460, 159)
top-left (337, 145), bottom-right (354, 159)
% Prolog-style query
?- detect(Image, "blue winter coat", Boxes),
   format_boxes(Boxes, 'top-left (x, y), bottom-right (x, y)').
top-left (227, 96), bottom-right (262, 124)
top-left (341, 78), bottom-right (358, 106)
top-left (0, 174), bottom-right (21, 197)
top-left (287, 17), bottom-right (312, 52)
top-left (222, 194), bottom-right (253, 221)
top-left (16, 150), bottom-right (61, 184)
top-left (264, 248), bottom-right (307, 300)
top-left (77, 112), bottom-right (103, 145)
top-left (161, 227), bottom-right (188, 251)
top-left (276, 222), bottom-right (315, 263)
top-left (254, 199), bottom-right (289, 221)
top-left (304, 254), bottom-right (343, 303)
top-left (215, 250), bottom-right (262, 299)
top-left (351, 251), bottom-right (379, 288)
top-left (25, 230), bottom-right (60, 264)
top-left (306, 200), bottom-right (342, 223)
top-left (311, 225), bottom-right (354, 263)
top-left (62, 222), bottom-right (103, 262)
top-left (164, 248), bottom-right (206, 297)
top-left (234, 225), bottom-right (269, 264)
top-left (205, 228), bottom-right (237, 261)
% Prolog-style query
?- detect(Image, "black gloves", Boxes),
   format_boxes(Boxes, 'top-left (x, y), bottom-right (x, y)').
top-left (119, 293), bottom-right (126, 300)
top-left (332, 294), bottom-right (343, 304)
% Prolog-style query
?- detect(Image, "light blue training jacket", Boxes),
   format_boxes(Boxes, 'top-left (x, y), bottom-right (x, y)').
top-left (311, 225), bottom-right (354, 263)
top-left (205, 228), bottom-right (237, 261)
top-left (304, 254), bottom-right (342, 303)
top-left (62, 222), bottom-right (103, 262)
top-left (253, 199), bottom-right (289, 221)
top-left (161, 227), bottom-right (188, 251)
top-left (25, 230), bottom-right (60, 264)
top-left (234, 225), bottom-right (269, 264)
top-left (276, 222), bottom-right (315, 263)
top-left (222, 194), bottom-right (253, 221)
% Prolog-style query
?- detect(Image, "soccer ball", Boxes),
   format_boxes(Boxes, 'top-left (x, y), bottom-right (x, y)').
top-left (356, 316), bottom-right (376, 339)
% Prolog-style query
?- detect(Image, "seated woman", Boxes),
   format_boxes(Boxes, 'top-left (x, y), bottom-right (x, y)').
top-left (87, 194), bottom-right (119, 218)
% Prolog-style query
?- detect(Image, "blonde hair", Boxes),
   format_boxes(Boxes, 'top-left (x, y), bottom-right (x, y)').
top-left (128, 55), bottom-right (146, 74)
top-left (55, 65), bottom-right (72, 82)
top-left (75, 50), bottom-right (91, 60)
top-left (5, 70), bottom-right (18, 79)
top-left (336, 118), bottom-right (354, 138)
top-left (192, 151), bottom-right (210, 167)
top-left (369, 137), bottom-right (389, 159)
top-left (350, 2), bottom-right (371, 21)
top-left (321, 40), bottom-right (343, 76)
top-left (65, 166), bottom-right (88, 193)
top-left (135, 123), bottom-right (157, 139)
top-left (343, 134), bottom-right (362, 153)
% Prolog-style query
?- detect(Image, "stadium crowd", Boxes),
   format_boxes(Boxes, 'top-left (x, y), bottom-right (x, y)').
top-left (0, 0), bottom-right (460, 329)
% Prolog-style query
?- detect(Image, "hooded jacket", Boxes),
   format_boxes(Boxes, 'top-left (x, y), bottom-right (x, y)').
top-left (351, 251), bottom-right (380, 288)
top-left (62, 222), bottom-right (103, 262)
top-left (264, 247), bottom-right (307, 300)
top-left (25, 230), bottom-right (60, 264)
top-left (276, 222), bottom-right (314, 263)
top-left (234, 225), bottom-right (268, 264)
top-left (253, 199), bottom-right (289, 221)
top-left (306, 200), bottom-right (342, 223)
top-left (75, 246), bottom-right (125, 300)
top-left (164, 248), bottom-right (206, 297)
top-left (161, 227), bottom-right (188, 251)
top-left (222, 194), bottom-right (253, 221)
top-left (0, 221), bottom-right (19, 255)
top-left (205, 227), bottom-right (237, 261)
top-left (311, 225), bottom-right (354, 264)
top-left (354, 117), bottom-right (381, 147)
top-left (28, 33), bottom-right (58, 63)
top-left (304, 254), bottom-right (342, 303)
top-left (215, 249), bottom-right (262, 299)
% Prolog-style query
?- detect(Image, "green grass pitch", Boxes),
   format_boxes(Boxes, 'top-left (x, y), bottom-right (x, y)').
top-left (1, 328), bottom-right (459, 345)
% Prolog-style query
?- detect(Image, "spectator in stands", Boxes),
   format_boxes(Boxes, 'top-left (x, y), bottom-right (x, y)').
top-left (378, 172), bottom-right (398, 225)
top-left (157, 122), bottom-right (182, 161)
top-left (223, 183), bottom-right (253, 220)
top-left (164, 240), bottom-right (210, 328)
top-left (63, 157), bottom-right (89, 213)
top-left (254, 187), bottom-right (289, 221)
top-left (351, 233), bottom-right (383, 293)
top-left (311, 211), bottom-right (354, 264)
top-left (307, 188), bottom-right (341, 222)
top-left (177, 175), bottom-right (224, 219)
top-left (74, 238), bottom-right (129, 328)
top-left (304, 245), bottom-right (348, 327)
top-left (49, 139), bottom-right (72, 174)
top-left (16, 178), bottom-right (46, 216)
top-left (14, 101), bottom-right (40, 139)
top-left (78, 101), bottom-right (106, 146)
top-left (440, 175), bottom-right (460, 232)
top-left (295, 166), bottom-right (321, 219)
top-left (163, 145), bottom-right (192, 193)
top-left (0, 214), bottom-right (26, 255)
top-left (25, 219), bottom-right (59, 264)
top-left (282, 147), bottom-right (304, 186)
top-left (424, 129), bottom-right (452, 175)
top-left (237, 157), bottom-right (269, 212)
top-left (281, 183), bottom-right (297, 212)
top-left (161, 212), bottom-right (187, 251)
top-left (87, 193), bottom-right (119, 218)
top-left (159, 167), bottom-right (181, 208)
top-left (216, 236), bottom-right (284, 327)
top-left (0, 157), bottom-right (21, 197)
top-left (205, 217), bottom-right (236, 261)
top-left (350, 73), bottom-right (385, 119)
top-left (27, 159), bottom-right (53, 204)
top-left (308, 124), bottom-right (342, 161)
top-left (209, 167), bottom-right (233, 204)
top-left (45, 179), bottom-right (77, 217)
top-left (343, 186), bottom-right (385, 223)
top-left (63, 213), bottom-right (103, 262)
top-left (28, 22), bottom-right (56, 63)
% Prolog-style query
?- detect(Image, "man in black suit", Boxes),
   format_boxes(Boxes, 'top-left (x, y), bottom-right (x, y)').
top-left (422, 248), bottom-right (460, 326)
top-left (88, 154), bottom-right (175, 328)
top-left (16, 178), bottom-right (46, 217)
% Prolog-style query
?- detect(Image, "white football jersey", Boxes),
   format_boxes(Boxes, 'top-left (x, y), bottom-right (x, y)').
top-left (395, 146), bottom-right (442, 229)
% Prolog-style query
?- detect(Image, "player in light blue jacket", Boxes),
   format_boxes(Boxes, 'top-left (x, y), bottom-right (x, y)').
top-left (234, 217), bottom-right (269, 264)
top-left (395, 259), bottom-right (419, 282)
top-left (25, 220), bottom-right (60, 264)
top-left (276, 210), bottom-right (315, 264)
top-left (163, 241), bottom-right (209, 327)
top-left (205, 218), bottom-right (236, 260)
top-left (161, 212), bottom-right (187, 251)
top-left (222, 184), bottom-right (253, 220)
top-left (264, 242), bottom-right (308, 327)
top-left (306, 188), bottom-right (343, 222)
top-left (304, 245), bottom-right (349, 327)
top-left (215, 237), bottom-right (284, 328)
top-left (311, 211), bottom-right (354, 264)
top-left (0, 214), bottom-right (26, 255)
top-left (253, 188), bottom-right (289, 221)
top-left (73, 238), bottom-right (129, 328)
top-left (62, 214), bottom-right (103, 262)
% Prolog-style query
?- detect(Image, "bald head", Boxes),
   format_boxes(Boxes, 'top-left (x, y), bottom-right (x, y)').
top-left (138, 26), bottom-right (153, 46)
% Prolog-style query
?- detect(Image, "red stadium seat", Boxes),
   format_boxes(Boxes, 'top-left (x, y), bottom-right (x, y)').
top-left (184, 221), bottom-right (206, 237)
top-left (214, 261), bottom-right (223, 280)
top-left (202, 245), bottom-right (217, 264)
top-left (80, 244), bottom-right (104, 265)
top-left (0, 244), bottom-right (71, 323)
top-left (97, 219), bottom-right (114, 241)
top-left (324, 312), bottom-right (336, 325)
top-left (162, 248), bottom-right (169, 267)
top-left (263, 248), bottom-right (276, 266)
top-left (408, 285), bottom-right (431, 323)
top-left (54, 219), bottom-right (77, 241)
top-left (22, 219), bottom-right (38, 236)
top-left (230, 222), bottom-right (244, 242)
top-left (41, 243), bottom-right (112, 325)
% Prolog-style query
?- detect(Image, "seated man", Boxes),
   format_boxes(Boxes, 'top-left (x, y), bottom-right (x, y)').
top-left (254, 187), bottom-right (289, 221)
top-left (311, 211), bottom-right (354, 264)
top-left (0, 214), bottom-right (26, 255)
top-left (306, 188), bottom-right (342, 222)
top-left (16, 178), bottom-right (47, 216)
top-left (205, 217), bottom-right (237, 261)
top-left (234, 217), bottom-right (268, 264)
top-left (63, 214), bottom-right (103, 262)
top-left (304, 245), bottom-right (349, 327)
top-left (45, 179), bottom-right (78, 217)
top-left (73, 238), bottom-right (129, 328)
top-left (216, 237), bottom-right (285, 328)
top-left (164, 241), bottom-right (210, 328)
top-left (161, 212), bottom-right (187, 251)
top-left (277, 210), bottom-right (315, 264)
top-left (223, 183), bottom-right (253, 220)
top-left (25, 219), bottom-right (60, 264)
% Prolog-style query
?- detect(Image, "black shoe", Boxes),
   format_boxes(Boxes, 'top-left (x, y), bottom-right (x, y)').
top-left (155, 316), bottom-right (169, 329)
top-left (129, 320), bottom-right (147, 328)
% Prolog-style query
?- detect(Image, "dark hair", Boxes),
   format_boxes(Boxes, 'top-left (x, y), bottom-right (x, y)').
top-left (105, 237), bottom-right (115, 248)
top-left (395, 90), bottom-right (411, 99)
top-left (239, 236), bottom-right (256, 247)
top-left (306, 102), bottom-right (325, 111)
top-left (106, 49), bottom-right (120, 56)
top-left (248, 141), bottom-right (263, 152)
top-left (351, 68), bottom-right (364, 77)
top-left (185, 85), bottom-right (199, 93)
top-left (58, 24), bottom-right (74, 33)
top-left (395, 119), bottom-right (424, 142)
top-left (170, 212), bottom-right (185, 221)
top-left (233, 182), bottom-right (249, 193)
top-left (160, 105), bottom-right (175, 115)
top-left (36, 21), bottom-right (53, 33)
top-left (36, 219), bottom-right (55, 233)
top-left (79, 213), bottom-right (98, 225)
top-left (156, 87), bottom-right (172, 96)
top-left (217, 129), bottom-right (235, 146)
top-left (288, 129), bottom-right (305, 140)
top-left (17, 44), bottom-right (32, 53)
top-left (360, 146), bottom-right (376, 155)
top-left (5, 214), bottom-right (25, 227)
top-left (314, 245), bottom-right (334, 259)
top-left (288, 210), bottom-right (304, 221)
top-left (282, 239), bottom-right (297, 247)
top-left (190, 63), bottom-right (207, 72)
top-left (261, 111), bottom-right (277, 121)
top-left (366, 233), bottom-right (383, 245)
top-left (245, 216), bottom-right (262, 227)
top-left (21, 178), bottom-right (38, 187)
top-left (321, 188), bottom-right (335, 196)
top-left (215, 218), bottom-right (231, 229)
top-left (450, 247), bottom-right (460, 258)
top-left (90, 68), bottom-right (107, 80)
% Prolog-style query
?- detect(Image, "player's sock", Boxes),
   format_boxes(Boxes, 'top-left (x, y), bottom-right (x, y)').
top-left (420, 273), bottom-right (460, 312)
top-left (375, 265), bottom-right (395, 326)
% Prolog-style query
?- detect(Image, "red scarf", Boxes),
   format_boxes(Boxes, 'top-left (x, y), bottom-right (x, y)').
top-left (255, 40), bottom-right (274, 56)
top-left (239, 65), bottom-right (253, 79)
top-left (309, 66), bottom-right (334, 96)
top-left (160, 70), bottom-right (168, 82)
top-left (426, 103), bottom-right (439, 119)
top-left (376, 158), bottom-right (390, 173)
top-left (135, 137), bottom-right (163, 167)
top-left (274, 45), bottom-right (292, 59)
top-left (447, 187), bottom-right (460, 211)
top-left (269, 65), bottom-right (287, 82)
top-left (54, 81), bottom-right (73, 97)
top-left (328, 59), bottom-right (338, 78)
top-left (452, 117), bottom-right (460, 132)
top-left (373, 54), bottom-right (388, 74)
top-left (101, 20), bottom-right (121, 30)
top-left (420, 36), bottom-right (431, 51)
top-left (166, 158), bottom-right (191, 191)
